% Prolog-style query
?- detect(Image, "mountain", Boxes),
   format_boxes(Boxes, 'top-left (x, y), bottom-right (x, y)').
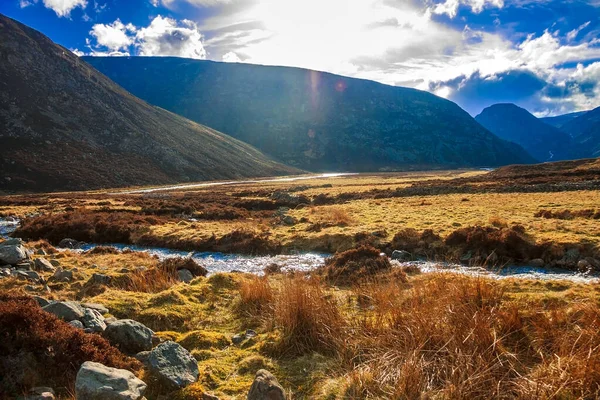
top-left (0, 14), bottom-right (298, 193)
top-left (84, 56), bottom-right (534, 171)
top-left (541, 111), bottom-right (588, 130)
top-left (475, 104), bottom-right (580, 162)
top-left (560, 106), bottom-right (600, 157)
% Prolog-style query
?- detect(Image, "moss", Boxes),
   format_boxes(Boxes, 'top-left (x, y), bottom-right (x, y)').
top-left (178, 330), bottom-right (231, 351)
top-left (237, 355), bottom-right (274, 374)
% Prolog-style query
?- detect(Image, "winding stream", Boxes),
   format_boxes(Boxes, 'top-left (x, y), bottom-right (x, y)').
top-left (1, 218), bottom-right (597, 282)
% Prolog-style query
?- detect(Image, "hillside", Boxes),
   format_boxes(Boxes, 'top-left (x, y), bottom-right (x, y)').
top-left (560, 106), bottom-right (600, 158)
top-left (84, 57), bottom-right (534, 171)
top-left (540, 111), bottom-right (588, 129)
top-left (0, 14), bottom-right (298, 193)
top-left (475, 104), bottom-right (580, 162)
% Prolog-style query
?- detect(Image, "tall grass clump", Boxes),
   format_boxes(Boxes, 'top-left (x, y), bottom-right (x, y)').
top-left (237, 276), bottom-right (274, 320)
top-left (272, 277), bottom-right (344, 356)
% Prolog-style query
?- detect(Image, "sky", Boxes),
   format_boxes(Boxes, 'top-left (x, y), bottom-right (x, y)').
top-left (1, 0), bottom-right (600, 116)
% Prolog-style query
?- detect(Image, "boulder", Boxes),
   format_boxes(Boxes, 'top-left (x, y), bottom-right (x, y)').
top-left (0, 267), bottom-right (11, 277)
top-left (24, 387), bottom-right (55, 400)
top-left (247, 369), bottom-right (286, 400)
top-left (34, 258), bottom-right (56, 272)
top-left (148, 341), bottom-right (199, 390)
top-left (52, 268), bottom-right (73, 282)
top-left (529, 258), bottom-right (545, 268)
top-left (75, 361), bottom-right (147, 400)
top-left (42, 301), bottom-right (84, 322)
top-left (82, 302), bottom-right (109, 315)
top-left (33, 295), bottom-right (51, 307)
top-left (82, 308), bottom-right (107, 332)
top-left (104, 319), bottom-right (154, 354)
top-left (69, 320), bottom-right (85, 329)
top-left (0, 243), bottom-right (28, 265)
top-left (12, 269), bottom-right (40, 282)
top-left (178, 269), bottom-right (194, 283)
top-left (87, 273), bottom-right (112, 286)
top-left (49, 259), bottom-right (61, 267)
top-left (391, 250), bottom-right (412, 262)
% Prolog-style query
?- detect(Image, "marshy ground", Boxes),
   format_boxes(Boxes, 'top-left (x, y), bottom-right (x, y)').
top-left (1, 158), bottom-right (600, 399)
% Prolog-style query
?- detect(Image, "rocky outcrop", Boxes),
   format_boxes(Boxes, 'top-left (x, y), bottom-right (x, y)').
top-left (42, 301), bottom-right (85, 322)
top-left (75, 361), bottom-right (147, 400)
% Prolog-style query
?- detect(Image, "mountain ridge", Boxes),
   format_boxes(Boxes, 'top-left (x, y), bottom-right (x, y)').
top-left (84, 56), bottom-right (535, 171)
top-left (0, 14), bottom-right (299, 193)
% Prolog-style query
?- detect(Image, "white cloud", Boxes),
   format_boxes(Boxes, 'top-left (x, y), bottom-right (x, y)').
top-left (431, 0), bottom-right (504, 18)
top-left (135, 16), bottom-right (207, 59)
top-left (566, 21), bottom-right (591, 42)
top-left (19, 0), bottom-right (36, 8)
top-left (90, 19), bottom-right (136, 51)
top-left (42, 0), bottom-right (87, 17)
top-left (222, 51), bottom-right (241, 62)
top-left (86, 16), bottom-right (207, 60)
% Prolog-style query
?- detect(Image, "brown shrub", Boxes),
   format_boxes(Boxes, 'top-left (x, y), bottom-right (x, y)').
top-left (237, 276), bottom-right (274, 320)
top-left (445, 225), bottom-right (539, 261)
top-left (272, 277), bottom-right (343, 356)
top-left (321, 246), bottom-right (391, 285)
top-left (534, 209), bottom-right (600, 220)
top-left (15, 210), bottom-right (167, 245)
top-left (0, 295), bottom-right (140, 397)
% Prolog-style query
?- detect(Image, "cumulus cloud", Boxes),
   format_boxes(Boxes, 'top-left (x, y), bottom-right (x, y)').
top-left (86, 16), bottom-right (207, 59)
top-left (42, 0), bottom-right (88, 17)
top-left (136, 16), bottom-right (207, 59)
top-left (90, 19), bottom-right (136, 51)
top-left (222, 51), bottom-right (241, 62)
top-left (431, 0), bottom-right (504, 18)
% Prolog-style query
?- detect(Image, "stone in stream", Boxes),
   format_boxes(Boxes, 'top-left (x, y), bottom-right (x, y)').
top-left (82, 308), bottom-right (107, 332)
top-left (0, 241), bottom-right (28, 265)
top-left (104, 319), bottom-right (154, 354)
top-left (34, 258), bottom-right (56, 272)
top-left (42, 301), bottom-right (85, 322)
top-left (148, 341), bottom-right (199, 390)
top-left (529, 258), bottom-right (545, 268)
top-left (75, 361), bottom-right (147, 400)
top-left (391, 250), bottom-right (412, 262)
top-left (58, 238), bottom-right (81, 249)
top-left (247, 369), bottom-right (286, 400)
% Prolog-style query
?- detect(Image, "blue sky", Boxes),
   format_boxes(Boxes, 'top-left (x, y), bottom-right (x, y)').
top-left (1, 0), bottom-right (600, 116)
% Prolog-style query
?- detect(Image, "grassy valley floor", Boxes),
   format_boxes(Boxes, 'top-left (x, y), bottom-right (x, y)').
top-left (1, 159), bottom-right (600, 399)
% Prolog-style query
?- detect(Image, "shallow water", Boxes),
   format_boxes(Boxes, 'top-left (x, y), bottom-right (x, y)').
top-left (1, 218), bottom-right (596, 282)
top-left (118, 172), bottom-right (358, 194)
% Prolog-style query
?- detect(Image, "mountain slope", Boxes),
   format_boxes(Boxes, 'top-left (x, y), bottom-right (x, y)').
top-left (475, 104), bottom-right (580, 162)
top-left (540, 111), bottom-right (588, 130)
top-left (560, 106), bottom-right (600, 157)
top-left (84, 56), bottom-right (534, 171)
top-left (0, 14), bottom-right (298, 193)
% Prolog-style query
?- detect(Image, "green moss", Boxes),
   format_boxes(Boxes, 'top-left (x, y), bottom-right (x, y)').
top-left (237, 355), bottom-right (274, 375)
top-left (178, 330), bottom-right (231, 351)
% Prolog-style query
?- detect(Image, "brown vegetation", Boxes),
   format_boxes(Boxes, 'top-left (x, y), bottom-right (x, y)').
top-left (0, 294), bottom-right (140, 397)
top-left (320, 245), bottom-right (391, 285)
top-left (535, 208), bottom-right (600, 220)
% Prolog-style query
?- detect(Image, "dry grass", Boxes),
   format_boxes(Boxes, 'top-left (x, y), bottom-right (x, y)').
top-left (237, 276), bottom-right (274, 319)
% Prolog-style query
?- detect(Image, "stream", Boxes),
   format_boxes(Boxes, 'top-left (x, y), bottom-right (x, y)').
top-left (1, 218), bottom-right (597, 282)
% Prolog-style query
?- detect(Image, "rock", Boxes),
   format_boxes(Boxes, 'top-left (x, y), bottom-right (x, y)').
top-left (35, 248), bottom-right (47, 256)
top-left (148, 341), bottom-right (199, 390)
top-left (33, 295), bottom-right (51, 307)
top-left (58, 238), bottom-right (81, 249)
top-left (82, 308), bottom-right (107, 332)
top-left (0, 243), bottom-right (28, 265)
top-left (0, 267), bottom-right (11, 277)
top-left (271, 191), bottom-right (310, 206)
top-left (232, 334), bottom-right (244, 345)
top-left (49, 259), bottom-right (61, 267)
top-left (178, 269), bottom-right (194, 283)
top-left (16, 262), bottom-right (32, 270)
top-left (578, 259), bottom-right (592, 272)
top-left (69, 320), bottom-right (85, 329)
top-left (13, 269), bottom-right (40, 282)
top-left (281, 215), bottom-right (297, 226)
top-left (1, 238), bottom-right (24, 246)
top-left (585, 257), bottom-right (600, 269)
top-left (52, 268), bottom-right (73, 282)
top-left (105, 316), bottom-right (118, 325)
top-left (25, 387), bottom-right (55, 400)
top-left (135, 351), bottom-right (151, 365)
top-left (82, 302), bottom-right (110, 315)
top-left (120, 268), bottom-right (130, 273)
top-left (42, 301), bottom-right (84, 321)
top-left (246, 329), bottom-right (257, 338)
top-left (87, 273), bottom-right (112, 286)
top-left (391, 250), bottom-right (412, 262)
top-left (75, 361), bottom-right (147, 400)
top-left (247, 369), bottom-right (286, 400)
top-left (529, 258), bottom-right (545, 268)
top-left (104, 319), bottom-right (154, 354)
top-left (34, 258), bottom-right (56, 272)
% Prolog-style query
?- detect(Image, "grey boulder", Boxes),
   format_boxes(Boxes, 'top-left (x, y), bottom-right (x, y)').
top-left (75, 361), bottom-right (147, 400)
top-left (177, 268), bottom-right (194, 283)
top-left (42, 301), bottom-right (84, 322)
top-left (82, 308), bottom-right (107, 332)
top-left (0, 243), bottom-right (28, 265)
top-left (391, 250), bottom-right (412, 262)
top-left (34, 258), bottom-right (56, 272)
top-left (104, 319), bottom-right (154, 354)
top-left (52, 267), bottom-right (74, 282)
top-left (247, 369), bottom-right (286, 400)
top-left (148, 340), bottom-right (199, 389)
